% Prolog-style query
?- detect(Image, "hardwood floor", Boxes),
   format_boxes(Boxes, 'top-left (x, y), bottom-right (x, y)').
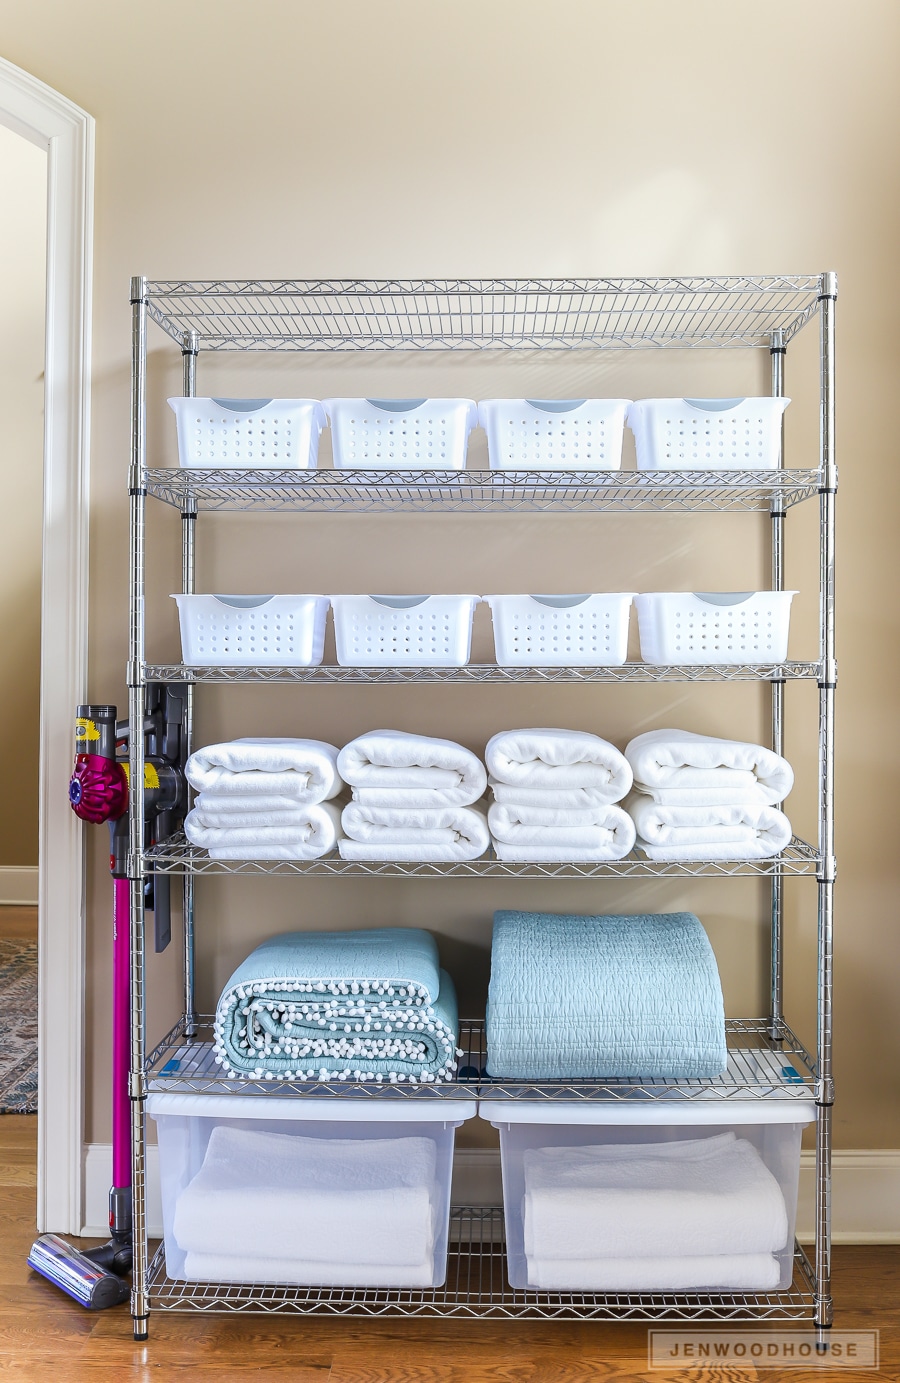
top-left (1, 1115), bottom-right (898, 1382)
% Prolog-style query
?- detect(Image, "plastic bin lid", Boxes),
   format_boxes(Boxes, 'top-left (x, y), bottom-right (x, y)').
top-left (146, 1092), bottom-right (477, 1123)
top-left (478, 1098), bottom-right (815, 1128)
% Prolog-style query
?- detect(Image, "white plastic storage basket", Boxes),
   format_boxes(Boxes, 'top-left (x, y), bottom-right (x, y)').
top-left (478, 399), bottom-right (631, 470)
top-left (323, 398), bottom-right (478, 470)
top-left (331, 595), bottom-right (479, 666)
top-left (148, 1093), bottom-right (476, 1288)
top-left (634, 591), bottom-right (797, 665)
top-left (627, 397), bottom-right (790, 471)
top-left (481, 1099), bottom-right (814, 1292)
top-left (167, 397), bottom-right (326, 469)
top-left (486, 594), bottom-right (634, 667)
top-left (172, 594), bottom-right (330, 667)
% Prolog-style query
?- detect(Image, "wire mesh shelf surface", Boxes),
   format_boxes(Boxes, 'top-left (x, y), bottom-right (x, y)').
top-left (143, 466), bottom-right (823, 513)
top-left (144, 832), bottom-right (821, 879)
top-left (142, 276), bottom-right (826, 352)
top-left (146, 1016), bottom-right (817, 1103)
top-left (143, 660), bottom-right (822, 686)
top-left (146, 1212), bottom-right (817, 1320)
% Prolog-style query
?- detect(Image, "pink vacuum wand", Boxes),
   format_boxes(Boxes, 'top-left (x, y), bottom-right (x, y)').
top-left (31, 690), bottom-right (186, 1297)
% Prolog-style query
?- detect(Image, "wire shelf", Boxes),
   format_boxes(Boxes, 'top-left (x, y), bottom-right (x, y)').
top-left (146, 1017), bottom-right (817, 1103)
top-left (142, 277), bottom-right (825, 352)
top-left (146, 1214), bottom-right (817, 1320)
top-left (143, 467), bottom-right (823, 514)
top-left (144, 660), bottom-right (822, 686)
top-left (144, 832), bottom-right (821, 879)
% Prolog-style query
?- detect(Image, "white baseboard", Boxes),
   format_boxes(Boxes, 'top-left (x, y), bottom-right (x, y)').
top-left (0, 866), bottom-right (38, 905)
top-left (81, 1143), bottom-right (900, 1244)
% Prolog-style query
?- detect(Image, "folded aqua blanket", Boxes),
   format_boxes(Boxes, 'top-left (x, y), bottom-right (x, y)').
top-left (214, 927), bottom-right (459, 1083)
top-left (486, 910), bottom-right (726, 1080)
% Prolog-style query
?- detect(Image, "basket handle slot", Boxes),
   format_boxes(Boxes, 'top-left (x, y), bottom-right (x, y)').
top-left (692, 592), bottom-right (756, 606)
top-left (682, 398), bottom-right (746, 412)
top-left (524, 400), bottom-right (586, 414)
top-left (364, 399), bottom-right (428, 413)
top-left (211, 594), bottom-right (276, 608)
top-left (211, 398), bottom-right (274, 412)
top-left (369, 595), bottom-right (430, 609)
top-left (529, 594), bottom-right (592, 608)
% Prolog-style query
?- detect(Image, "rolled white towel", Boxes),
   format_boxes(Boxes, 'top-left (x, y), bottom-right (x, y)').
top-left (184, 800), bottom-right (342, 860)
top-left (624, 729), bottom-right (793, 806)
top-left (485, 729), bottom-right (632, 801)
top-left (339, 803), bottom-right (489, 861)
top-left (488, 801), bottom-right (635, 861)
top-left (626, 794), bottom-right (793, 854)
top-left (192, 792), bottom-right (340, 829)
top-left (489, 782), bottom-right (625, 810)
top-left (338, 730), bottom-right (486, 807)
top-left (185, 738), bottom-right (343, 804)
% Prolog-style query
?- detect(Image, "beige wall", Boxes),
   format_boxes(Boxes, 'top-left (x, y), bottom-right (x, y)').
top-left (0, 0), bottom-right (897, 1150)
top-left (0, 123), bottom-right (45, 866)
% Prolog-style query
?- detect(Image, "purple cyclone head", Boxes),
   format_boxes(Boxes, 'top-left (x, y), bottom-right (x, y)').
top-left (69, 754), bottom-right (128, 824)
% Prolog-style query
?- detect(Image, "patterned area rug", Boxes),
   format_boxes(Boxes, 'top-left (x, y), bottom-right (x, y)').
top-left (0, 937), bottom-right (38, 1113)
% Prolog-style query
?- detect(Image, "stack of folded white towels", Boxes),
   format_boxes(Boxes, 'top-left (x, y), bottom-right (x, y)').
top-left (337, 730), bottom-right (490, 861)
top-left (485, 728), bottom-right (636, 862)
top-left (624, 729), bottom-right (794, 861)
top-left (183, 738), bottom-right (345, 860)
top-left (173, 1125), bottom-right (440, 1286)
top-left (522, 1131), bottom-right (789, 1291)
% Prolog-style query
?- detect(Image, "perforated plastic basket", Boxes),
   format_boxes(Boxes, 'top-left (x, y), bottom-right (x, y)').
top-left (634, 592), bottom-right (797, 665)
top-left (627, 397), bottom-right (790, 471)
top-left (323, 399), bottom-right (478, 470)
top-left (486, 594), bottom-right (635, 667)
top-left (331, 595), bottom-right (479, 666)
top-left (167, 398), bottom-right (326, 469)
top-left (479, 399), bottom-right (631, 471)
top-left (172, 594), bottom-right (330, 666)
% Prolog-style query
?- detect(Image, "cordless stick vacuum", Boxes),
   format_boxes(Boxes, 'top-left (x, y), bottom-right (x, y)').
top-left (28, 689), bottom-right (186, 1308)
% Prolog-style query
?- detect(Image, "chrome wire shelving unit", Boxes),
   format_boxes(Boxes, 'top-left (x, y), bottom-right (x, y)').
top-left (127, 275), bottom-right (836, 1338)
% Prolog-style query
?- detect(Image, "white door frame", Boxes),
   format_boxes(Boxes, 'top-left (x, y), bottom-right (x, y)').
top-left (0, 57), bottom-right (93, 1233)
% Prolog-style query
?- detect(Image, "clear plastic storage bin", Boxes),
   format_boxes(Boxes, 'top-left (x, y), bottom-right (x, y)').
top-left (478, 399), bottom-right (631, 470)
top-left (481, 1099), bottom-right (814, 1292)
top-left (148, 1093), bottom-right (476, 1287)
top-left (167, 397), bottom-right (326, 469)
top-left (627, 397), bottom-right (790, 471)
top-left (172, 594), bottom-right (330, 667)
top-left (634, 591), bottom-right (797, 665)
top-left (323, 398), bottom-right (478, 470)
top-left (486, 594), bottom-right (634, 666)
top-left (331, 595), bottom-right (479, 666)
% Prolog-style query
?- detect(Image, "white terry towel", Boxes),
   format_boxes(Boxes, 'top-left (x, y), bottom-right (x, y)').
top-left (185, 738), bottom-right (343, 804)
top-left (182, 1251), bottom-right (436, 1287)
top-left (192, 793), bottom-right (342, 829)
top-left (184, 800), bottom-right (341, 860)
top-left (523, 1133), bottom-right (788, 1262)
top-left (488, 802), bottom-right (636, 861)
top-left (626, 795), bottom-right (792, 854)
top-left (339, 803), bottom-right (489, 861)
top-left (526, 1252), bottom-right (781, 1292)
top-left (485, 729), bottom-right (632, 802)
top-left (624, 729), bottom-right (793, 806)
top-left (489, 782), bottom-right (626, 810)
top-left (338, 730), bottom-right (486, 807)
top-left (174, 1126), bottom-right (436, 1267)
